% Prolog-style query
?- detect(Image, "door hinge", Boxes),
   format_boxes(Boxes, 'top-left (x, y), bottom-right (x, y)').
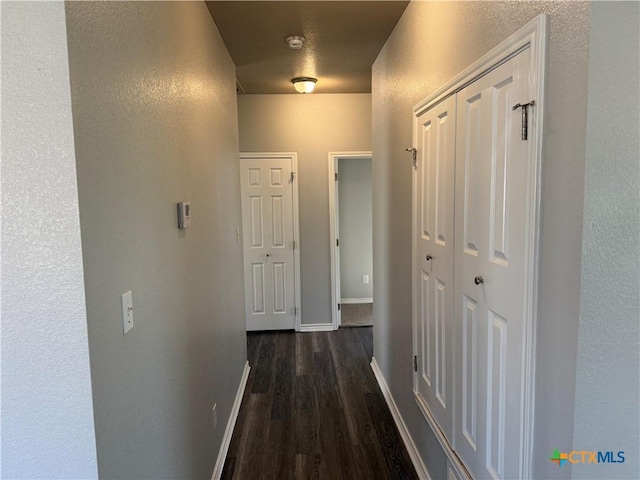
top-left (512, 101), bottom-right (535, 140)
top-left (336, 238), bottom-right (339, 247)
top-left (290, 171), bottom-right (296, 183)
top-left (405, 147), bottom-right (417, 169)
top-left (293, 240), bottom-right (296, 249)
top-left (335, 172), bottom-right (338, 181)
top-left (413, 355), bottom-right (418, 372)
top-left (294, 306), bottom-right (298, 316)
top-left (338, 303), bottom-right (341, 311)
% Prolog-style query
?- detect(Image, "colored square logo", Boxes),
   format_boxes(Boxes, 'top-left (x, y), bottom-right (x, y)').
top-left (551, 449), bottom-right (569, 467)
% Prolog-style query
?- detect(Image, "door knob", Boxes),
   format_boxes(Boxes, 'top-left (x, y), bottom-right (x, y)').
top-left (426, 255), bottom-right (433, 261)
top-left (474, 276), bottom-right (484, 285)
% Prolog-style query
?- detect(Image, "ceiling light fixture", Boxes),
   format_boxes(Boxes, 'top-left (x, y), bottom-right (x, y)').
top-left (291, 77), bottom-right (317, 94)
top-left (285, 35), bottom-right (306, 50)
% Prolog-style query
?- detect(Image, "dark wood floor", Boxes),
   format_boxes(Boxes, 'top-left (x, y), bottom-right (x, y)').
top-left (221, 327), bottom-right (418, 480)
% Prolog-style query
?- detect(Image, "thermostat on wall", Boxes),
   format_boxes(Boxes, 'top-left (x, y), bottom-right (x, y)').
top-left (177, 202), bottom-right (191, 229)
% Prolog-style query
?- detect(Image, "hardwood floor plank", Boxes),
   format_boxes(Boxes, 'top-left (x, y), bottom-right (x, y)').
top-left (317, 407), bottom-right (345, 480)
top-left (247, 332), bottom-right (262, 366)
top-left (295, 453), bottom-right (323, 480)
top-left (235, 454), bottom-right (268, 480)
top-left (357, 327), bottom-right (374, 359)
top-left (311, 331), bottom-right (329, 352)
top-left (295, 332), bottom-right (314, 376)
top-left (268, 418), bottom-right (296, 456)
top-left (365, 391), bottom-right (417, 479)
top-left (328, 332), bottom-right (377, 446)
top-left (296, 375), bottom-right (322, 454)
top-left (268, 452), bottom-right (297, 480)
top-left (352, 444), bottom-right (381, 480)
top-left (234, 393), bottom-right (272, 479)
top-left (263, 421), bottom-right (297, 480)
top-left (319, 403), bottom-right (362, 480)
top-left (327, 330), bottom-right (354, 372)
top-left (337, 373), bottom-right (377, 446)
top-left (275, 331), bottom-right (295, 359)
top-left (252, 336), bottom-right (276, 394)
top-left (271, 357), bottom-right (294, 420)
top-left (314, 350), bottom-right (342, 411)
top-left (220, 455), bottom-right (236, 480)
top-left (359, 442), bottom-right (393, 480)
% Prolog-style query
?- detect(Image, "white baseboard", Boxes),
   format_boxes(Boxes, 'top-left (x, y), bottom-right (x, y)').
top-left (211, 361), bottom-right (251, 480)
top-left (299, 322), bottom-right (335, 332)
top-left (370, 357), bottom-right (431, 480)
top-left (340, 297), bottom-right (373, 304)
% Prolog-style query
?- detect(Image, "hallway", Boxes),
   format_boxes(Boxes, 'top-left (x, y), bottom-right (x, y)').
top-left (221, 328), bottom-right (418, 479)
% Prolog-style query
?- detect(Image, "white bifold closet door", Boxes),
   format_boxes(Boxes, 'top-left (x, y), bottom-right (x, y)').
top-left (453, 47), bottom-right (532, 479)
top-left (414, 94), bottom-right (456, 440)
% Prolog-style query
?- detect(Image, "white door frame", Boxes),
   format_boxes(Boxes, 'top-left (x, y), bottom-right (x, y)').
top-left (240, 152), bottom-right (302, 331)
top-left (328, 151), bottom-right (373, 330)
top-left (411, 14), bottom-right (547, 479)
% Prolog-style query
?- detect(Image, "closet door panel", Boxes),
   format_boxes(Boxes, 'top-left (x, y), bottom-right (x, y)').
top-left (454, 81), bottom-right (492, 473)
top-left (454, 47), bottom-right (532, 480)
top-left (414, 95), bottom-right (456, 439)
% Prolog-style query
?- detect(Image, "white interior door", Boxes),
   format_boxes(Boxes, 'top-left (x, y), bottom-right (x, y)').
top-left (240, 155), bottom-right (298, 331)
top-left (413, 94), bottom-right (456, 439)
top-left (453, 47), bottom-right (532, 479)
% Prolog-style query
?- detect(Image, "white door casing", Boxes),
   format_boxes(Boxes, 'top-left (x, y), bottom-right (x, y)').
top-left (240, 153), bottom-right (301, 331)
top-left (330, 155), bottom-right (342, 330)
top-left (413, 95), bottom-right (456, 440)
top-left (328, 151), bottom-right (373, 331)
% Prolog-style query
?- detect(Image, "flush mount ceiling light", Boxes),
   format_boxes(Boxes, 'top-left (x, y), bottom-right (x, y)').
top-left (285, 35), bottom-right (306, 49)
top-left (291, 77), bottom-right (317, 94)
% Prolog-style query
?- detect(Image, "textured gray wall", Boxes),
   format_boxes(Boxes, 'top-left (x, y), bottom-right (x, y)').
top-left (338, 158), bottom-right (373, 300)
top-left (65, 2), bottom-right (246, 478)
top-left (372, 2), bottom-right (591, 479)
top-left (1, 2), bottom-right (98, 478)
top-left (238, 94), bottom-right (372, 325)
top-left (572, 3), bottom-right (640, 479)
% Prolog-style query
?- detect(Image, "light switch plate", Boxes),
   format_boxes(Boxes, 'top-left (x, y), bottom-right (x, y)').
top-left (121, 290), bottom-right (133, 334)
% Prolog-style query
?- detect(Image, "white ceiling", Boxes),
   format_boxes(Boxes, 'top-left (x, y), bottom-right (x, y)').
top-left (205, 1), bottom-right (410, 94)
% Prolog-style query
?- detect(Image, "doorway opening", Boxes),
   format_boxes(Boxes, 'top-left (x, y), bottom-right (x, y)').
top-left (328, 152), bottom-right (373, 330)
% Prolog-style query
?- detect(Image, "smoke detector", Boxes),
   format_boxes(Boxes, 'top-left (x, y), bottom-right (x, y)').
top-left (285, 35), bottom-right (306, 50)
